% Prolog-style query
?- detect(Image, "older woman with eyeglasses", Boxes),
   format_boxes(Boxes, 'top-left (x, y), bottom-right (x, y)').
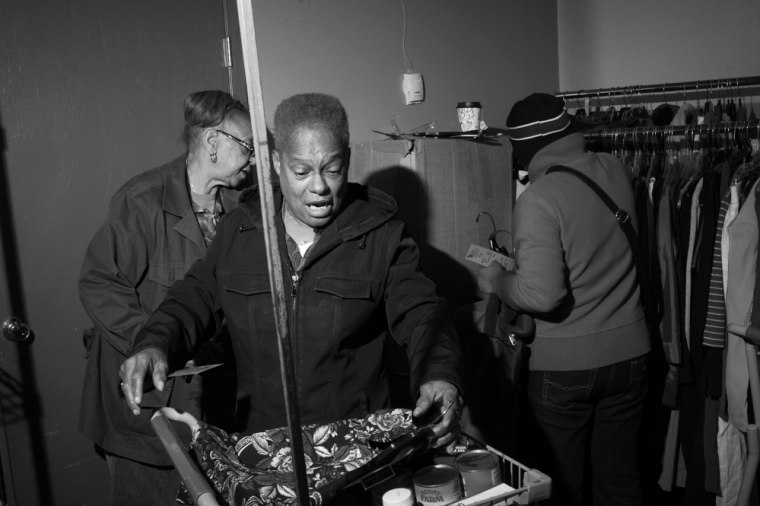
top-left (78, 90), bottom-right (254, 505)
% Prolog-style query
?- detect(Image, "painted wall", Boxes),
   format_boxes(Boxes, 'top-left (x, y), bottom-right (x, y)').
top-left (557, 0), bottom-right (760, 92)
top-left (0, 1), bottom-right (233, 504)
top-left (231, 0), bottom-right (559, 141)
top-left (0, 1), bottom-right (557, 503)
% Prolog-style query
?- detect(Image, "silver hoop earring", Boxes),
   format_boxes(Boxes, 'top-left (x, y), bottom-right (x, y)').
top-left (210, 152), bottom-right (217, 163)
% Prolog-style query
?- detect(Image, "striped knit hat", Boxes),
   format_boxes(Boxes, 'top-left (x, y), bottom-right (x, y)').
top-left (506, 93), bottom-right (575, 167)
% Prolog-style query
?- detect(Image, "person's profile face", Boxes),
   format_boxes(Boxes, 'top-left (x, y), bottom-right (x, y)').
top-left (274, 125), bottom-right (347, 229)
top-left (212, 113), bottom-right (254, 189)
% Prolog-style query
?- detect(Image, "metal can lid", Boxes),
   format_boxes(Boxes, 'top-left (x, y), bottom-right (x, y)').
top-left (454, 449), bottom-right (499, 472)
top-left (413, 464), bottom-right (459, 487)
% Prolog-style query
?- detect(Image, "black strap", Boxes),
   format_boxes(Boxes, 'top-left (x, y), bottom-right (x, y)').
top-left (545, 165), bottom-right (660, 330)
top-left (483, 292), bottom-right (501, 337)
top-left (545, 165), bottom-right (639, 260)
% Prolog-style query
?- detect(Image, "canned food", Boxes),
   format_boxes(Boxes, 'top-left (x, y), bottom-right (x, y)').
top-left (454, 449), bottom-right (501, 497)
top-left (413, 464), bottom-right (462, 506)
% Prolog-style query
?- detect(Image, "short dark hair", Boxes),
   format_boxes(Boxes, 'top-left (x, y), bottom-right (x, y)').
top-left (182, 90), bottom-right (249, 150)
top-left (273, 93), bottom-right (349, 152)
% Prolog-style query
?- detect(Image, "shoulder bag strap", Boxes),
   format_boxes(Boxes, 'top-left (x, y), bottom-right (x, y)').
top-left (545, 165), bottom-right (659, 329)
top-left (545, 165), bottom-right (639, 259)
top-left (483, 292), bottom-right (501, 337)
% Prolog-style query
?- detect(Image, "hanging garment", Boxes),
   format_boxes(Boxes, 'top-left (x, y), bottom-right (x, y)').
top-left (716, 181), bottom-right (745, 505)
top-left (725, 178), bottom-right (760, 432)
top-left (702, 194), bottom-right (729, 349)
top-left (684, 178), bottom-right (704, 352)
top-left (722, 183), bottom-right (742, 298)
top-left (716, 416), bottom-right (746, 506)
top-left (657, 177), bottom-right (682, 406)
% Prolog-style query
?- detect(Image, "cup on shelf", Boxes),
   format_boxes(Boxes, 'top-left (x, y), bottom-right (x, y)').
top-left (457, 102), bottom-right (482, 131)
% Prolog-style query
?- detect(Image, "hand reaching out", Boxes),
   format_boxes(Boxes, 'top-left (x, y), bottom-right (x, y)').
top-left (118, 347), bottom-right (169, 415)
top-left (414, 380), bottom-right (463, 448)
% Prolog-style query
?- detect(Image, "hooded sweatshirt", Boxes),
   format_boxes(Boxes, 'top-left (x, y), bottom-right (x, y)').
top-left (498, 133), bottom-right (650, 371)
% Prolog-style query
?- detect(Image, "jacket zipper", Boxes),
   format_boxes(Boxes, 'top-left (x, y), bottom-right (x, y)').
top-left (291, 272), bottom-right (299, 296)
top-left (288, 263), bottom-right (300, 377)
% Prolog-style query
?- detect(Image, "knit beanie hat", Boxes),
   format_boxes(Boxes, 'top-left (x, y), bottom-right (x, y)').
top-left (506, 93), bottom-right (576, 167)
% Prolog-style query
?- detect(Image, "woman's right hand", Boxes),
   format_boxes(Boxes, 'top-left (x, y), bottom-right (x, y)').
top-left (119, 347), bottom-right (168, 415)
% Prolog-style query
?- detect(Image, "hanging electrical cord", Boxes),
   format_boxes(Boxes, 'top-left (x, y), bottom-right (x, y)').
top-left (400, 0), bottom-right (414, 73)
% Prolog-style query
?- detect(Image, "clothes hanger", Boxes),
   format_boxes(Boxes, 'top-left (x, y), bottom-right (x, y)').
top-left (749, 94), bottom-right (757, 122)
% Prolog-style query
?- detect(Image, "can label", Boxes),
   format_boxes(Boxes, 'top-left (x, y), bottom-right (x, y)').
top-left (454, 450), bottom-right (501, 497)
top-left (413, 464), bottom-right (462, 506)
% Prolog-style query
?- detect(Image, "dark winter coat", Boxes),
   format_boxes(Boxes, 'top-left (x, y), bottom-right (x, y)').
top-left (79, 156), bottom-right (238, 466)
top-left (132, 182), bottom-right (462, 433)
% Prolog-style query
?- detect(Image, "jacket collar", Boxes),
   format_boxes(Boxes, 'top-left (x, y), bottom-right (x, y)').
top-left (238, 183), bottom-right (398, 245)
top-left (161, 155), bottom-right (241, 250)
top-left (527, 132), bottom-right (589, 182)
top-left (162, 155), bottom-right (192, 218)
top-left (332, 184), bottom-right (397, 241)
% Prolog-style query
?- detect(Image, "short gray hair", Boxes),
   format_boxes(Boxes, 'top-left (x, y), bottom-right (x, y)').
top-left (273, 93), bottom-right (349, 151)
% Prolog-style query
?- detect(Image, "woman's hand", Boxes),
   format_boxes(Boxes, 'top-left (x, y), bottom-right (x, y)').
top-left (478, 262), bottom-right (506, 294)
top-left (414, 380), bottom-right (463, 448)
top-left (118, 347), bottom-right (169, 415)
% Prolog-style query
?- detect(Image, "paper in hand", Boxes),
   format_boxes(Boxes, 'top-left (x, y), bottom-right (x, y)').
top-left (465, 244), bottom-right (514, 270)
top-left (167, 363), bottom-right (223, 378)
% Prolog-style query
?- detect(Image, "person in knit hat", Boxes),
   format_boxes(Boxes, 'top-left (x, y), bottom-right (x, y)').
top-left (478, 93), bottom-right (651, 506)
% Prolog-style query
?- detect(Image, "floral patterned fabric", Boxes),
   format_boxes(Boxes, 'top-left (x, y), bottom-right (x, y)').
top-left (191, 408), bottom-right (415, 505)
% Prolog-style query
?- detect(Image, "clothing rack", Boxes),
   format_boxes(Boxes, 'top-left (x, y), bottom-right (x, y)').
top-left (557, 76), bottom-right (760, 505)
top-left (557, 76), bottom-right (760, 144)
top-left (556, 75), bottom-right (760, 100)
top-left (581, 121), bottom-right (760, 142)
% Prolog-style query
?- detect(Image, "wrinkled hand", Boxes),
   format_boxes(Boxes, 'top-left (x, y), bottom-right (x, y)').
top-left (414, 380), bottom-right (463, 448)
top-left (119, 347), bottom-right (168, 416)
top-left (477, 262), bottom-right (506, 294)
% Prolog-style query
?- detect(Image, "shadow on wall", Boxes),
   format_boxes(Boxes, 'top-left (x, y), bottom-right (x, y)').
top-left (364, 165), bottom-right (479, 309)
top-left (364, 166), bottom-right (479, 409)
top-left (0, 107), bottom-right (53, 504)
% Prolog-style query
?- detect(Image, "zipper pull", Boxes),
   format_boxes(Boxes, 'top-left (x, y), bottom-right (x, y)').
top-left (291, 273), bottom-right (299, 296)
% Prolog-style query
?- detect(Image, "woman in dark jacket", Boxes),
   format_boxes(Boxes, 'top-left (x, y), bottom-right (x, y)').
top-left (120, 93), bottom-right (462, 445)
top-left (79, 90), bottom-right (254, 505)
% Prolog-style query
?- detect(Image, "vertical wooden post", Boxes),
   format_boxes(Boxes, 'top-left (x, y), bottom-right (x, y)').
top-left (234, 1), bottom-right (310, 503)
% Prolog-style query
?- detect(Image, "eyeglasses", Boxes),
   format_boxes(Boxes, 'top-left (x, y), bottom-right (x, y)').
top-left (216, 129), bottom-right (254, 158)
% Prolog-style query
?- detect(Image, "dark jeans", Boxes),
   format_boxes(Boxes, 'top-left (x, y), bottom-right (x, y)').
top-left (524, 354), bottom-right (648, 506)
top-left (106, 452), bottom-right (181, 506)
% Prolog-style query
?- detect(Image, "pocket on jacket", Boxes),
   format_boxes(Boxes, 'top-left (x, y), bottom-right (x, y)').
top-left (219, 272), bottom-right (272, 336)
top-left (222, 272), bottom-right (272, 296)
top-left (147, 264), bottom-right (187, 288)
top-left (314, 277), bottom-right (381, 338)
top-left (81, 327), bottom-right (96, 358)
top-left (315, 277), bottom-right (375, 300)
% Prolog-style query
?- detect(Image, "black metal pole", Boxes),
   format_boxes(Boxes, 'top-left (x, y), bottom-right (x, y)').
top-left (556, 75), bottom-right (760, 100)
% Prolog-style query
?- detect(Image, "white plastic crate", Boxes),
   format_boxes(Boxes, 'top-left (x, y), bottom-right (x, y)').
top-left (451, 433), bottom-right (551, 505)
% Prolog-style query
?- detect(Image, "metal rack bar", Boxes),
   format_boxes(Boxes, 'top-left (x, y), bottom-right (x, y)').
top-left (580, 121), bottom-right (760, 141)
top-left (556, 75), bottom-right (760, 100)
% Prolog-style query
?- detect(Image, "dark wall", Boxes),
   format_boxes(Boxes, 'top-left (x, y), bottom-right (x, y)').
top-left (0, 1), bottom-right (231, 503)
top-left (228, 0), bottom-right (559, 142)
top-left (0, 1), bottom-right (557, 503)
